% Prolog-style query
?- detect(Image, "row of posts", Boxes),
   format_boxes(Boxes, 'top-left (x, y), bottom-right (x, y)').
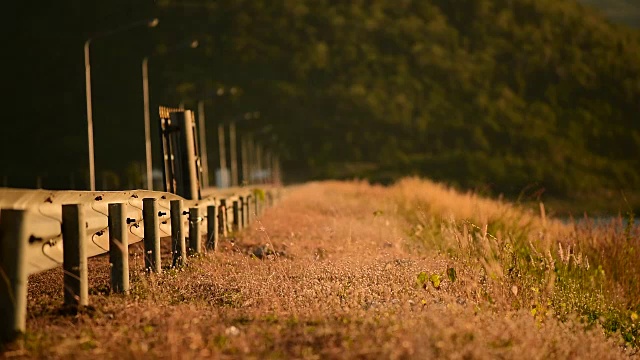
top-left (0, 191), bottom-right (274, 342)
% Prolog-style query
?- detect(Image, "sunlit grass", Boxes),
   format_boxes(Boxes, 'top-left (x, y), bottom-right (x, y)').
top-left (1, 178), bottom-right (637, 358)
top-left (392, 177), bottom-right (639, 347)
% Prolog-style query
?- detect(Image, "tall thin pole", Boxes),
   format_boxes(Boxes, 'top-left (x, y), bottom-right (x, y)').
top-left (218, 124), bottom-right (227, 187)
top-left (229, 122), bottom-right (238, 187)
top-left (83, 18), bottom-right (159, 192)
top-left (84, 40), bottom-right (96, 191)
top-left (248, 135), bottom-right (255, 184)
top-left (198, 100), bottom-right (209, 188)
top-left (256, 142), bottom-right (262, 184)
top-left (241, 135), bottom-right (249, 185)
top-left (265, 149), bottom-right (272, 184)
top-left (142, 57), bottom-right (153, 190)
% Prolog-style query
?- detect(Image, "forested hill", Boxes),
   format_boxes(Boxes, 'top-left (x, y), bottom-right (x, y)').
top-left (158, 0), bottom-right (639, 198)
top-left (7, 0), bottom-right (638, 204)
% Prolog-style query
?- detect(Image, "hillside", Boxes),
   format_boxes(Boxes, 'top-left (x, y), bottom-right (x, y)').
top-left (153, 0), bottom-right (640, 204)
top-left (4, 0), bottom-right (639, 212)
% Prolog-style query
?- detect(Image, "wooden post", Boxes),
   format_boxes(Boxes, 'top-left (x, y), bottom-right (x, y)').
top-left (188, 207), bottom-right (201, 254)
top-left (233, 200), bottom-right (240, 231)
top-left (170, 200), bottom-right (186, 267)
top-left (62, 204), bottom-right (88, 307)
top-left (108, 203), bottom-right (129, 294)
top-left (0, 209), bottom-right (28, 342)
top-left (207, 204), bottom-right (218, 251)
top-left (143, 198), bottom-right (161, 272)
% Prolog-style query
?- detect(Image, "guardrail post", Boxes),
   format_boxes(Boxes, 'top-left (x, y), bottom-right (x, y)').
top-left (241, 196), bottom-right (248, 228)
top-left (207, 204), bottom-right (218, 251)
top-left (241, 196), bottom-right (247, 228)
top-left (188, 207), bottom-right (201, 254)
top-left (218, 199), bottom-right (228, 237)
top-left (62, 204), bottom-right (88, 308)
top-left (267, 191), bottom-right (274, 208)
top-left (226, 203), bottom-right (233, 234)
top-left (108, 203), bottom-right (129, 294)
top-left (0, 209), bottom-right (28, 342)
top-left (253, 193), bottom-right (259, 219)
top-left (246, 195), bottom-right (252, 225)
top-left (143, 198), bottom-right (161, 273)
top-left (275, 190), bottom-right (282, 205)
top-left (238, 196), bottom-right (247, 229)
top-left (233, 200), bottom-right (240, 231)
top-left (170, 200), bottom-right (186, 267)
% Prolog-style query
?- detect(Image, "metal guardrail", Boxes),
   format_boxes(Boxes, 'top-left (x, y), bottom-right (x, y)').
top-left (0, 186), bottom-right (282, 342)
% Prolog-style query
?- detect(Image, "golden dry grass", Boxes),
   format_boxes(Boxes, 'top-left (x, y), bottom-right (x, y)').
top-left (2, 179), bottom-right (638, 359)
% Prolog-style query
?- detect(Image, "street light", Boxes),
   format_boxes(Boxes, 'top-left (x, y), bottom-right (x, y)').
top-left (212, 86), bottom-right (240, 188)
top-left (84, 17), bottom-right (159, 191)
top-left (229, 111), bottom-right (260, 187)
top-left (142, 39), bottom-right (198, 190)
top-left (245, 124), bottom-right (279, 185)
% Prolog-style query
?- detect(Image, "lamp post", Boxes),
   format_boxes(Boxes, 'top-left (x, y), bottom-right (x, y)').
top-left (142, 40), bottom-right (198, 190)
top-left (84, 17), bottom-right (159, 191)
top-left (248, 124), bottom-right (277, 185)
top-left (214, 86), bottom-right (239, 188)
top-left (197, 100), bottom-right (209, 188)
top-left (229, 111), bottom-right (260, 187)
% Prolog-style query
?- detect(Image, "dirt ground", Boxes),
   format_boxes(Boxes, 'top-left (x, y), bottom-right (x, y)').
top-left (1, 181), bottom-right (635, 359)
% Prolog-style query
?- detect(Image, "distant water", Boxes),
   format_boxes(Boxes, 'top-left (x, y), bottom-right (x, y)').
top-left (560, 216), bottom-right (635, 231)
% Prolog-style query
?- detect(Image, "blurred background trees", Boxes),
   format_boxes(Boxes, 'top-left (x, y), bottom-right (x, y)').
top-left (5, 0), bottom-right (640, 207)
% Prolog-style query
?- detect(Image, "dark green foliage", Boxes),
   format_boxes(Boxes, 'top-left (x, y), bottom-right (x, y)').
top-left (156, 0), bottom-right (640, 198)
top-left (8, 0), bottom-right (638, 199)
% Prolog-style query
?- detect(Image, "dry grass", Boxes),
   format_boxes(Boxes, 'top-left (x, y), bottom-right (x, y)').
top-left (2, 179), bottom-right (638, 359)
